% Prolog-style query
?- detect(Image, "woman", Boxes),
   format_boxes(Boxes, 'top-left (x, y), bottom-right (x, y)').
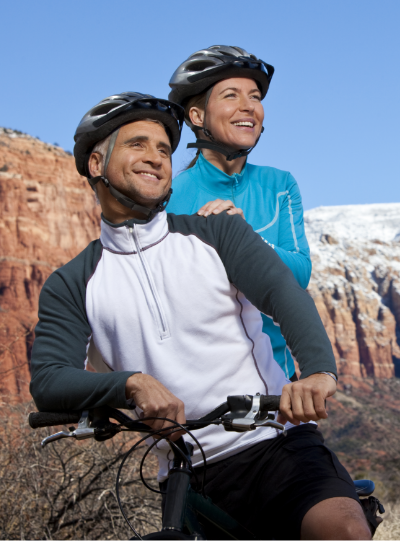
top-left (167, 45), bottom-right (311, 381)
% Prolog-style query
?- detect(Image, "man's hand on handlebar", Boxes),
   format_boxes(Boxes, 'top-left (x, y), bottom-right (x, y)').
top-left (277, 373), bottom-right (337, 426)
top-left (125, 374), bottom-right (186, 441)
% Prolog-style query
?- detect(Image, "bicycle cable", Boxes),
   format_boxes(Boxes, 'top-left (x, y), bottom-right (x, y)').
top-left (115, 416), bottom-right (210, 537)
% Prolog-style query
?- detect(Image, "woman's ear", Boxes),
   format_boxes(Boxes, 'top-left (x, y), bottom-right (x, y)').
top-left (88, 152), bottom-right (103, 178)
top-left (189, 107), bottom-right (205, 128)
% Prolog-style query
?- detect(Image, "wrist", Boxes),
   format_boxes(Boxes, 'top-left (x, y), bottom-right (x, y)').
top-left (125, 372), bottom-right (143, 399)
top-left (316, 371), bottom-right (338, 383)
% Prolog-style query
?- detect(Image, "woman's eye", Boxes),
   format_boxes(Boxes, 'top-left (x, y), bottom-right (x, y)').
top-left (251, 94), bottom-right (262, 101)
top-left (224, 93), bottom-right (236, 98)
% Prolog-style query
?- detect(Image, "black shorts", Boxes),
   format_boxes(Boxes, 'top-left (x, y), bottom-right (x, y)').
top-left (163, 424), bottom-right (360, 540)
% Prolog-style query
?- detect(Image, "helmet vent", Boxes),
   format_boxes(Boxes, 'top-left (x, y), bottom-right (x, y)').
top-left (188, 61), bottom-right (215, 72)
top-left (91, 103), bottom-right (118, 117)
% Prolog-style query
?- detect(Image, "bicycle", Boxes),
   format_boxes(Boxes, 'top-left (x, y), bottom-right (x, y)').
top-left (29, 394), bottom-right (385, 539)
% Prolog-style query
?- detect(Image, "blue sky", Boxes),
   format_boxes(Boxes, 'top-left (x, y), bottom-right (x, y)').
top-left (1, 1), bottom-right (399, 210)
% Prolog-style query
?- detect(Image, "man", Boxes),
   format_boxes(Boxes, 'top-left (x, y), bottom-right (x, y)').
top-left (30, 92), bottom-right (370, 539)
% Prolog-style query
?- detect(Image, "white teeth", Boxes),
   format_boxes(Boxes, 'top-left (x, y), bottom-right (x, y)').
top-left (140, 172), bottom-right (158, 179)
top-left (233, 122), bottom-right (254, 127)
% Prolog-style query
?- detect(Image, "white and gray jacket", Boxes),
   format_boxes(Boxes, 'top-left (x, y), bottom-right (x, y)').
top-left (31, 210), bottom-right (336, 479)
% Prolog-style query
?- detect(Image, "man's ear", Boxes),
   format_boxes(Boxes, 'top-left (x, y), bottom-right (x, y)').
top-left (189, 107), bottom-right (204, 128)
top-left (88, 152), bottom-right (103, 178)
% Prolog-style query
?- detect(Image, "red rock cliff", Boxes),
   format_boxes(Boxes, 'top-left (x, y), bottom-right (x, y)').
top-left (305, 204), bottom-right (400, 379)
top-left (0, 128), bottom-right (100, 402)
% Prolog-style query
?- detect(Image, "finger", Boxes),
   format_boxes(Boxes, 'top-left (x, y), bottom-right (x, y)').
top-left (227, 207), bottom-right (245, 219)
top-left (291, 385), bottom-right (309, 423)
top-left (209, 200), bottom-right (235, 215)
top-left (302, 390), bottom-right (320, 422)
top-left (276, 412), bottom-right (289, 425)
top-left (197, 200), bottom-right (224, 216)
top-left (311, 390), bottom-right (328, 420)
top-left (279, 384), bottom-right (299, 425)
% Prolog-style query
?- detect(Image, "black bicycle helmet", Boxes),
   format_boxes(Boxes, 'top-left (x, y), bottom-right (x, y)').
top-left (168, 46), bottom-right (274, 161)
top-left (74, 92), bottom-right (184, 177)
top-left (169, 45), bottom-right (274, 107)
top-left (73, 92), bottom-right (184, 220)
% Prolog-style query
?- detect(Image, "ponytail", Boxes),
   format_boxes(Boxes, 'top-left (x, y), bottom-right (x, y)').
top-left (185, 149), bottom-right (200, 170)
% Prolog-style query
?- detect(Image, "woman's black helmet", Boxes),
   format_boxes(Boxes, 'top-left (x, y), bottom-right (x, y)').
top-left (74, 92), bottom-right (184, 178)
top-left (168, 45), bottom-right (274, 107)
top-left (168, 46), bottom-right (274, 161)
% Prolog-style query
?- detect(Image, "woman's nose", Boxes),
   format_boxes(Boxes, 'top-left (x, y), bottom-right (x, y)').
top-left (239, 95), bottom-right (255, 112)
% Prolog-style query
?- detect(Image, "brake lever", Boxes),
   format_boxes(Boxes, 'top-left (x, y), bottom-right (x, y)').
top-left (221, 394), bottom-right (286, 435)
top-left (41, 410), bottom-right (95, 448)
top-left (253, 419), bottom-right (287, 435)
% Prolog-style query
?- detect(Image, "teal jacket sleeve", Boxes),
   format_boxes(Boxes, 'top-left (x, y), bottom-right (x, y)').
top-left (271, 174), bottom-right (311, 289)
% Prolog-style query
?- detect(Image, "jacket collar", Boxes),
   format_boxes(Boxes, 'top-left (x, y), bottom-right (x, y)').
top-left (100, 211), bottom-right (169, 253)
top-left (191, 152), bottom-right (250, 198)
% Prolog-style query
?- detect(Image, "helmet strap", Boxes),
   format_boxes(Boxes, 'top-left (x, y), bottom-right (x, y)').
top-left (88, 127), bottom-right (172, 221)
top-left (187, 126), bottom-right (264, 162)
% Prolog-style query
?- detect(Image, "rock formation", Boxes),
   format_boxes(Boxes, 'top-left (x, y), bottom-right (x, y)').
top-left (305, 204), bottom-right (400, 379)
top-left (0, 128), bottom-right (100, 402)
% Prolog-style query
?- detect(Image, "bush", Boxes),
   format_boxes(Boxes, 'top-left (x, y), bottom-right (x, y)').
top-left (0, 403), bottom-right (162, 540)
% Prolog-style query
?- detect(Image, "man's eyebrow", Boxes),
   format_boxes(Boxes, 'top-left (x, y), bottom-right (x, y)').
top-left (123, 135), bottom-right (171, 154)
top-left (123, 135), bottom-right (149, 145)
top-left (219, 87), bottom-right (261, 95)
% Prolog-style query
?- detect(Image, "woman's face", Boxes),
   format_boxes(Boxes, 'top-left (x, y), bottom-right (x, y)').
top-left (194, 77), bottom-right (264, 150)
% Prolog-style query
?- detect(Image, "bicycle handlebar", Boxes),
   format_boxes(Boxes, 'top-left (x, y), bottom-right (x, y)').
top-left (260, 395), bottom-right (280, 412)
top-left (28, 394), bottom-right (281, 431)
top-left (29, 411), bottom-right (82, 429)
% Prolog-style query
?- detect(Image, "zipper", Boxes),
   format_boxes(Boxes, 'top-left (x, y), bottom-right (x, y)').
top-left (130, 226), bottom-right (169, 339)
top-left (231, 174), bottom-right (237, 204)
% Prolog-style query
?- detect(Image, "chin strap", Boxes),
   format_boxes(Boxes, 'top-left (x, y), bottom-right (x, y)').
top-left (88, 127), bottom-right (172, 221)
top-left (89, 176), bottom-right (172, 220)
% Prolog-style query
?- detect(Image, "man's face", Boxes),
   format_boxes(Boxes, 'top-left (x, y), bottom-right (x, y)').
top-left (101, 120), bottom-right (172, 209)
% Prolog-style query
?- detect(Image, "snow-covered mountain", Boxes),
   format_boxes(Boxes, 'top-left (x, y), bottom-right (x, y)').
top-left (304, 203), bottom-right (400, 378)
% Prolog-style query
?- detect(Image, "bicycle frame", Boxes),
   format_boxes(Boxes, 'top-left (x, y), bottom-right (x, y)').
top-left (160, 439), bottom-right (255, 540)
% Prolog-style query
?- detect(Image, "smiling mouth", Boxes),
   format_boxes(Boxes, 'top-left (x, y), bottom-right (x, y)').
top-left (232, 121), bottom-right (255, 128)
top-left (136, 171), bottom-right (160, 180)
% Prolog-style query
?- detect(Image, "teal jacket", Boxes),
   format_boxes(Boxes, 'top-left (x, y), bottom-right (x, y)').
top-left (168, 153), bottom-right (312, 378)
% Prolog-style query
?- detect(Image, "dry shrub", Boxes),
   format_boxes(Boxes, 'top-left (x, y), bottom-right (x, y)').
top-left (0, 402), bottom-right (162, 540)
top-left (374, 502), bottom-right (400, 540)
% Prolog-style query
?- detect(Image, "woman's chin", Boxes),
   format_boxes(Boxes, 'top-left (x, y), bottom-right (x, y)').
top-left (225, 136), bottom-right (258, 150)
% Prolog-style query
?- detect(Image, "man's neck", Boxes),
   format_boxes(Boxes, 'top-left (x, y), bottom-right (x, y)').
top-left (97, 181), bottom-right (157, 224)
top-left (102, 207), bottom-right (149, 224)
top-left (200, 148), bottom-right (246, 176)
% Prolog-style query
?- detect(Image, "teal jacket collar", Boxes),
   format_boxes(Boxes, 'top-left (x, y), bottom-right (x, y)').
top-left (191, 153), bottom-right (250, 198)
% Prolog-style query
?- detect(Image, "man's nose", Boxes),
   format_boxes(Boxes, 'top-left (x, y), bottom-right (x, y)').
top-left (144, 145), bottom-right (162, 166)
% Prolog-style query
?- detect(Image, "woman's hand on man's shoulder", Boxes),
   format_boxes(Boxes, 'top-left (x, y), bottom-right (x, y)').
top-left (197, 199), bottom-right (245, 220)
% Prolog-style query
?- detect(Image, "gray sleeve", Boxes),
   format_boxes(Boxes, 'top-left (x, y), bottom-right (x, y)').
top-left (30, 241), bottom-right (137, 412)
top-left (168, 212), bottom-right (337, 379)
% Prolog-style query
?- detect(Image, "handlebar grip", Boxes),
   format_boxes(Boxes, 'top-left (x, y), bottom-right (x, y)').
top-left (29, 411), bottom-right (82, 429)
top-left (260, 395), bottom-right (281, 412)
